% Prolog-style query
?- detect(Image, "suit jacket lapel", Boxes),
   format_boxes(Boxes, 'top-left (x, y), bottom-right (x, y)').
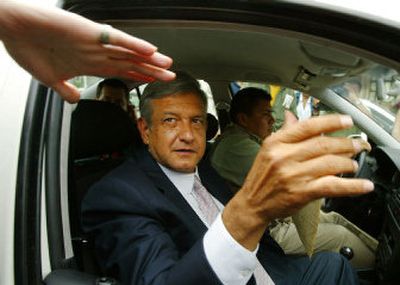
top-left (133, 147), bottom-right (207, 238)
top-left (132, 148), bottom-right (282, 283)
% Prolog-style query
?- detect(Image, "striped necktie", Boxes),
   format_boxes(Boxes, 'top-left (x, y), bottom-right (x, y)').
top-left (192, 175), bottom-right (275, 285)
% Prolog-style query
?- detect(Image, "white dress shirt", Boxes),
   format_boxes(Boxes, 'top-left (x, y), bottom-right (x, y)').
top-left (158, 164), bottom-right (259, 284)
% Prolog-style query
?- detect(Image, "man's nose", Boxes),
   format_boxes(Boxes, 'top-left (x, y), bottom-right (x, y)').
top-left (179, 121), bottom-right (195, 142)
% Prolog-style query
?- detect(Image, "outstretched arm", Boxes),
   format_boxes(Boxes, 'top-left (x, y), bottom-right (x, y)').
top-left (0, 1), bottom-right (175, 102)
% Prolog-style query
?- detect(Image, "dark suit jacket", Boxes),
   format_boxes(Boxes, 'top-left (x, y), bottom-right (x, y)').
top-left (81, 148), bottom-right (353, 285)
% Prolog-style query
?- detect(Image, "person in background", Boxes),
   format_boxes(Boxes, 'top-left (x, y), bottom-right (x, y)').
top-left (96, 78), bottom-right (137, 122)
top-left (271, 87), bottom-right (297, 130)
top-left (0, 0), bottom-right (175, 102)
top-left (295, 92), bottom-right (313, 121)
top-left (273, 88), bottom-right (319, 131)
top-left (210, 87), bottom-right (378, 268)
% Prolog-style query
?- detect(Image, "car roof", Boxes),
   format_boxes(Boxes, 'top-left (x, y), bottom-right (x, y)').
top-left (61, 1), bottom-right (400, 95)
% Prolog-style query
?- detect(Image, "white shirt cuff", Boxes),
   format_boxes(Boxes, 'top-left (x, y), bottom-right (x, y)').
top-left (203, 213), bottom-right (258, 285)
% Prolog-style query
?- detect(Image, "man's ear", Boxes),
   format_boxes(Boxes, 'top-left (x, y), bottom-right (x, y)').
top-left (236, 113), bottom-right (248, 127)
top-left (137, 117), bottom-right (150, 145)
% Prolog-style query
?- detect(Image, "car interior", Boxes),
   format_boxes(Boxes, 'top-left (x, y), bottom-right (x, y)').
top-left (14, 1), bottom-right (400, 285)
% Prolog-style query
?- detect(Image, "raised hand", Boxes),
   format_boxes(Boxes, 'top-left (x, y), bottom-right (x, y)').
top-left (0, 1), bottom-right (175, 102)
top-left (223, 112), bottom-right (373, 250)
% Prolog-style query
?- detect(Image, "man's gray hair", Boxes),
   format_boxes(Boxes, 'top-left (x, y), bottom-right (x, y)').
top-left (140, 71), bottom-right (208, 125)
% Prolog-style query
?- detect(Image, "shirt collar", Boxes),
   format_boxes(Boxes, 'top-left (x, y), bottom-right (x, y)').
top-left (158, 163), bottom-right (198, 195)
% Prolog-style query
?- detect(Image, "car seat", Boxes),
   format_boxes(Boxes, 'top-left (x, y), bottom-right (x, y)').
top-left (68, 99), bottom-right (142, 276)
top-left (215, 101), bottom-right (231, 132)
top-left (203, 113), bottom-right (219, 161)
top-left (206, 113), bottom-right (219, 141)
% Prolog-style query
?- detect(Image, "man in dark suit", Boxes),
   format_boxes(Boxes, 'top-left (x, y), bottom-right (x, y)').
top-left (82, 72), bottom-right (373, 284)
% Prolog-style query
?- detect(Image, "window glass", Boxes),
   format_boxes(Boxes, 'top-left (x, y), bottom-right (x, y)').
top-left (69, 76), bottom-right (101, 93)
top-left (328, 66), bottom-right (400, 136)
top-left (230, 81), bottom-right (270, 96)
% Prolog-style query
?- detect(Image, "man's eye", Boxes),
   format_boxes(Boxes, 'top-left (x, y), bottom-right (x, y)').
top-left (193, 118), bottom-right (204, 124)
top-left (164, 118), bottom-right (176, 123)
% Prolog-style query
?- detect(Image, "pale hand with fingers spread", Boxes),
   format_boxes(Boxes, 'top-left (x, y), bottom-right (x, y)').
top-left (0, 1), bottom-right (176, 102)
